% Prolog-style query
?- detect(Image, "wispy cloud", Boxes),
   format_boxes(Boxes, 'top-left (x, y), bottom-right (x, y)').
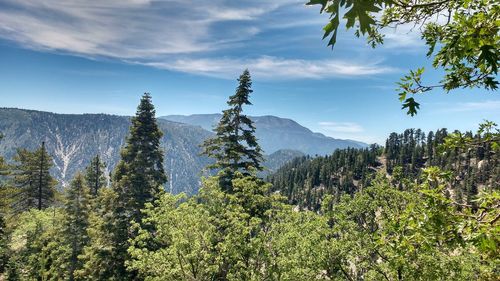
top-left (0, 0), bottom-right (397, 80)
top-left (449, 100), bottom-right (500, 112)
top-left (382, 24), bottom-right (425, 50)
top-left (318, 121), bottom-right (364, 133)
top-left (379, 12), bottom-right (454, 51)
top-left (0, 0), bottom-right (300, 58)
top-left (143, 56), bottom-right (397, 79)
top-left (317, 121), bottom-right (382, 144)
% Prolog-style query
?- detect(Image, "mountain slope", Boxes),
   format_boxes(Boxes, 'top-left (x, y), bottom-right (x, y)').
top-left (0, 108), bottom-right (212, 195)
top-left (262, 149), bottom-right (305, 174)
top-left (161, 114), bottom-right (367, 155)
top-left (269, 128), bottom-right (499, 211)
top-left (0, 108), bottom-right (307, 195)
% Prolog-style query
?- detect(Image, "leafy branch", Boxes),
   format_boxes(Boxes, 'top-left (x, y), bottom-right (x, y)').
top-left (307, 0), bottom-right (499, 115)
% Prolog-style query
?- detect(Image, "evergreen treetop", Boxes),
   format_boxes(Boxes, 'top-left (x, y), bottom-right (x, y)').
top-left (113, 93), bottom-right (167, 220)
top-left (202, 69), bottom-right (264, 191)
top-left (83, 93), bottom-right (168, 280)
top-left (10, 142), bottom-right (56, 213)
top-left (84, 154), bottom-right (107, 197)
top-left (63, 173), bottom-right (91, 281)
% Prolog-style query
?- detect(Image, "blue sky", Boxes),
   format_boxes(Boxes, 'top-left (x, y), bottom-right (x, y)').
top-left (0, 0), bottom-right (498, 144)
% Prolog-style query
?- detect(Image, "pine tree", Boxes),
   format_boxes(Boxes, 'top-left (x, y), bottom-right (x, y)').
top-left (0, 152), bottom-right (8, 212)
top-left (202, 69), bottom-right (264, 192)
top-left (63, 173), bottom-right (91, 281)
top-left (113, 93), bottom-right (167, 222)
top-left (77, 188), bottom-right (122, 280)
top-left (0, 212), bottom-right (6, 274)
top-left (80, 93), bottom-right (167, 280)
top-left (0, 133), bottom-right (7, 274)
top-left (84, 155), bottom-right (107, 197)
top-left (10, 142), bottom-right (56, 213)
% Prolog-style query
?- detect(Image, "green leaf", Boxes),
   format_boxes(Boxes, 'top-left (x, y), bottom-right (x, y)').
top-left (402, 97), bottom-right (420, 116)
top-left (398, 92), bottom-right (407, 102)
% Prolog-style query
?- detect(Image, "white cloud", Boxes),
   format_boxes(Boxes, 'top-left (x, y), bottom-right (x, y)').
top-left (0, 0), bottom-right (213, 57)
top-left (382, 24), bottom-right (425, 50)
top-left (0, 0), bottom-right (397, 80)
top-left (317, 121), bottom-right (383, 144)
top-left (205, 6), bottom-right (267, 21)
top-left (0, 0), bottom-right (301, 58)
top-left (450, 100), bottom-right (500, 112)
top-left (318, 121), bottom-right (364, 133)
top-left (143, 56), bottom-right (397, 79)
top-left (379, 12), bottom-right (454, 50)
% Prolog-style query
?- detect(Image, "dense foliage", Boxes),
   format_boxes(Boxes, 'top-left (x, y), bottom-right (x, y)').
top-left (84, 155), bottom-right (107, 197)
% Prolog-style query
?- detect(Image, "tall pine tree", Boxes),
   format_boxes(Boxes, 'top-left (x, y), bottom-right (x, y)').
top-left (84, 154), bottom-right (107, 197)
top-left (113, 92), bottom-right (167, 222)
top-left (81, 93), bottom-right (167, 280)
top-left (63, 173), bottom-right (91, 281)
top-left (202, 69), bottom-right (264, 192)
top-left (0, 133), bottom-right (7, 274)
top-left (10, 142), bottom-right (56, 213)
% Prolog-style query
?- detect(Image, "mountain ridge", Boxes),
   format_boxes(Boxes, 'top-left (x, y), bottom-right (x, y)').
top-left (0, 108), bottom-right (212, 194)
top-left (0, 108), bottom-right (352, 194)
top-left (161, 114), bottom-right (367, 155)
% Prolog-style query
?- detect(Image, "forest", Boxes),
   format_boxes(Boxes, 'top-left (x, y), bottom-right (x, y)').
top-left (0, 69), bottom-right (498, 280)
top-left (269, 127), bottom-right (499, 211)
top-left (0, 0), bottom-right (499, 280)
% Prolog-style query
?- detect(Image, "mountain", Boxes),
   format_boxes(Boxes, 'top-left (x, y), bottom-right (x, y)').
top-left (0, 108), bottom-right (306, 195)
top-left (0, 108), bottom-right (212, 195)
top-left (161, 114), bottom-right (367, 155)
top-left (262, 149), bottom-right (305, 174)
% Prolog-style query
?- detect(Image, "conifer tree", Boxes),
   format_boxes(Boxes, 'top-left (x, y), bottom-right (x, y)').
top-left (81, 93), bottom-right (167, 280)
top-left (0, 133), bottom-right (7, 274)
top-left (63, 173), bottom-right (91, 281)
top-left (0, 211), bottom-right (6, 274)
top-left (77, 188), bottom-right (122, 280)
top-left (10, 142), bottom-right (56, 213)
top-left (84, 154), bottom-right (107, 197)
top-left (113, 93), bottom-right (167, 222)
top-left (202, 69), bottom-right (264, 191)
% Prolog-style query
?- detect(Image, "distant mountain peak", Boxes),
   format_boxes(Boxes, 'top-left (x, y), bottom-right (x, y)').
top-left (160, 113), bottom-right (367, 155)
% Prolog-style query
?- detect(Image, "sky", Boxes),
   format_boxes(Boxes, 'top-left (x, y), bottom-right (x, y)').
top-left (0, 0), bottom-right (498, 144)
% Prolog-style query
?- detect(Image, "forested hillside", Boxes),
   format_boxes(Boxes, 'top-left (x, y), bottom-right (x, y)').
top-left (270, 145), bottom-right (381, 210)
top-left (270, 128), bottom-right (499, 210)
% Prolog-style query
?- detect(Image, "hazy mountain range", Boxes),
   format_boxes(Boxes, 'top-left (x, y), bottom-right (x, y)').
top-left (0, 108), bottom-right (366, 194)
top-left (161, 114), bottom-right (366, 155)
